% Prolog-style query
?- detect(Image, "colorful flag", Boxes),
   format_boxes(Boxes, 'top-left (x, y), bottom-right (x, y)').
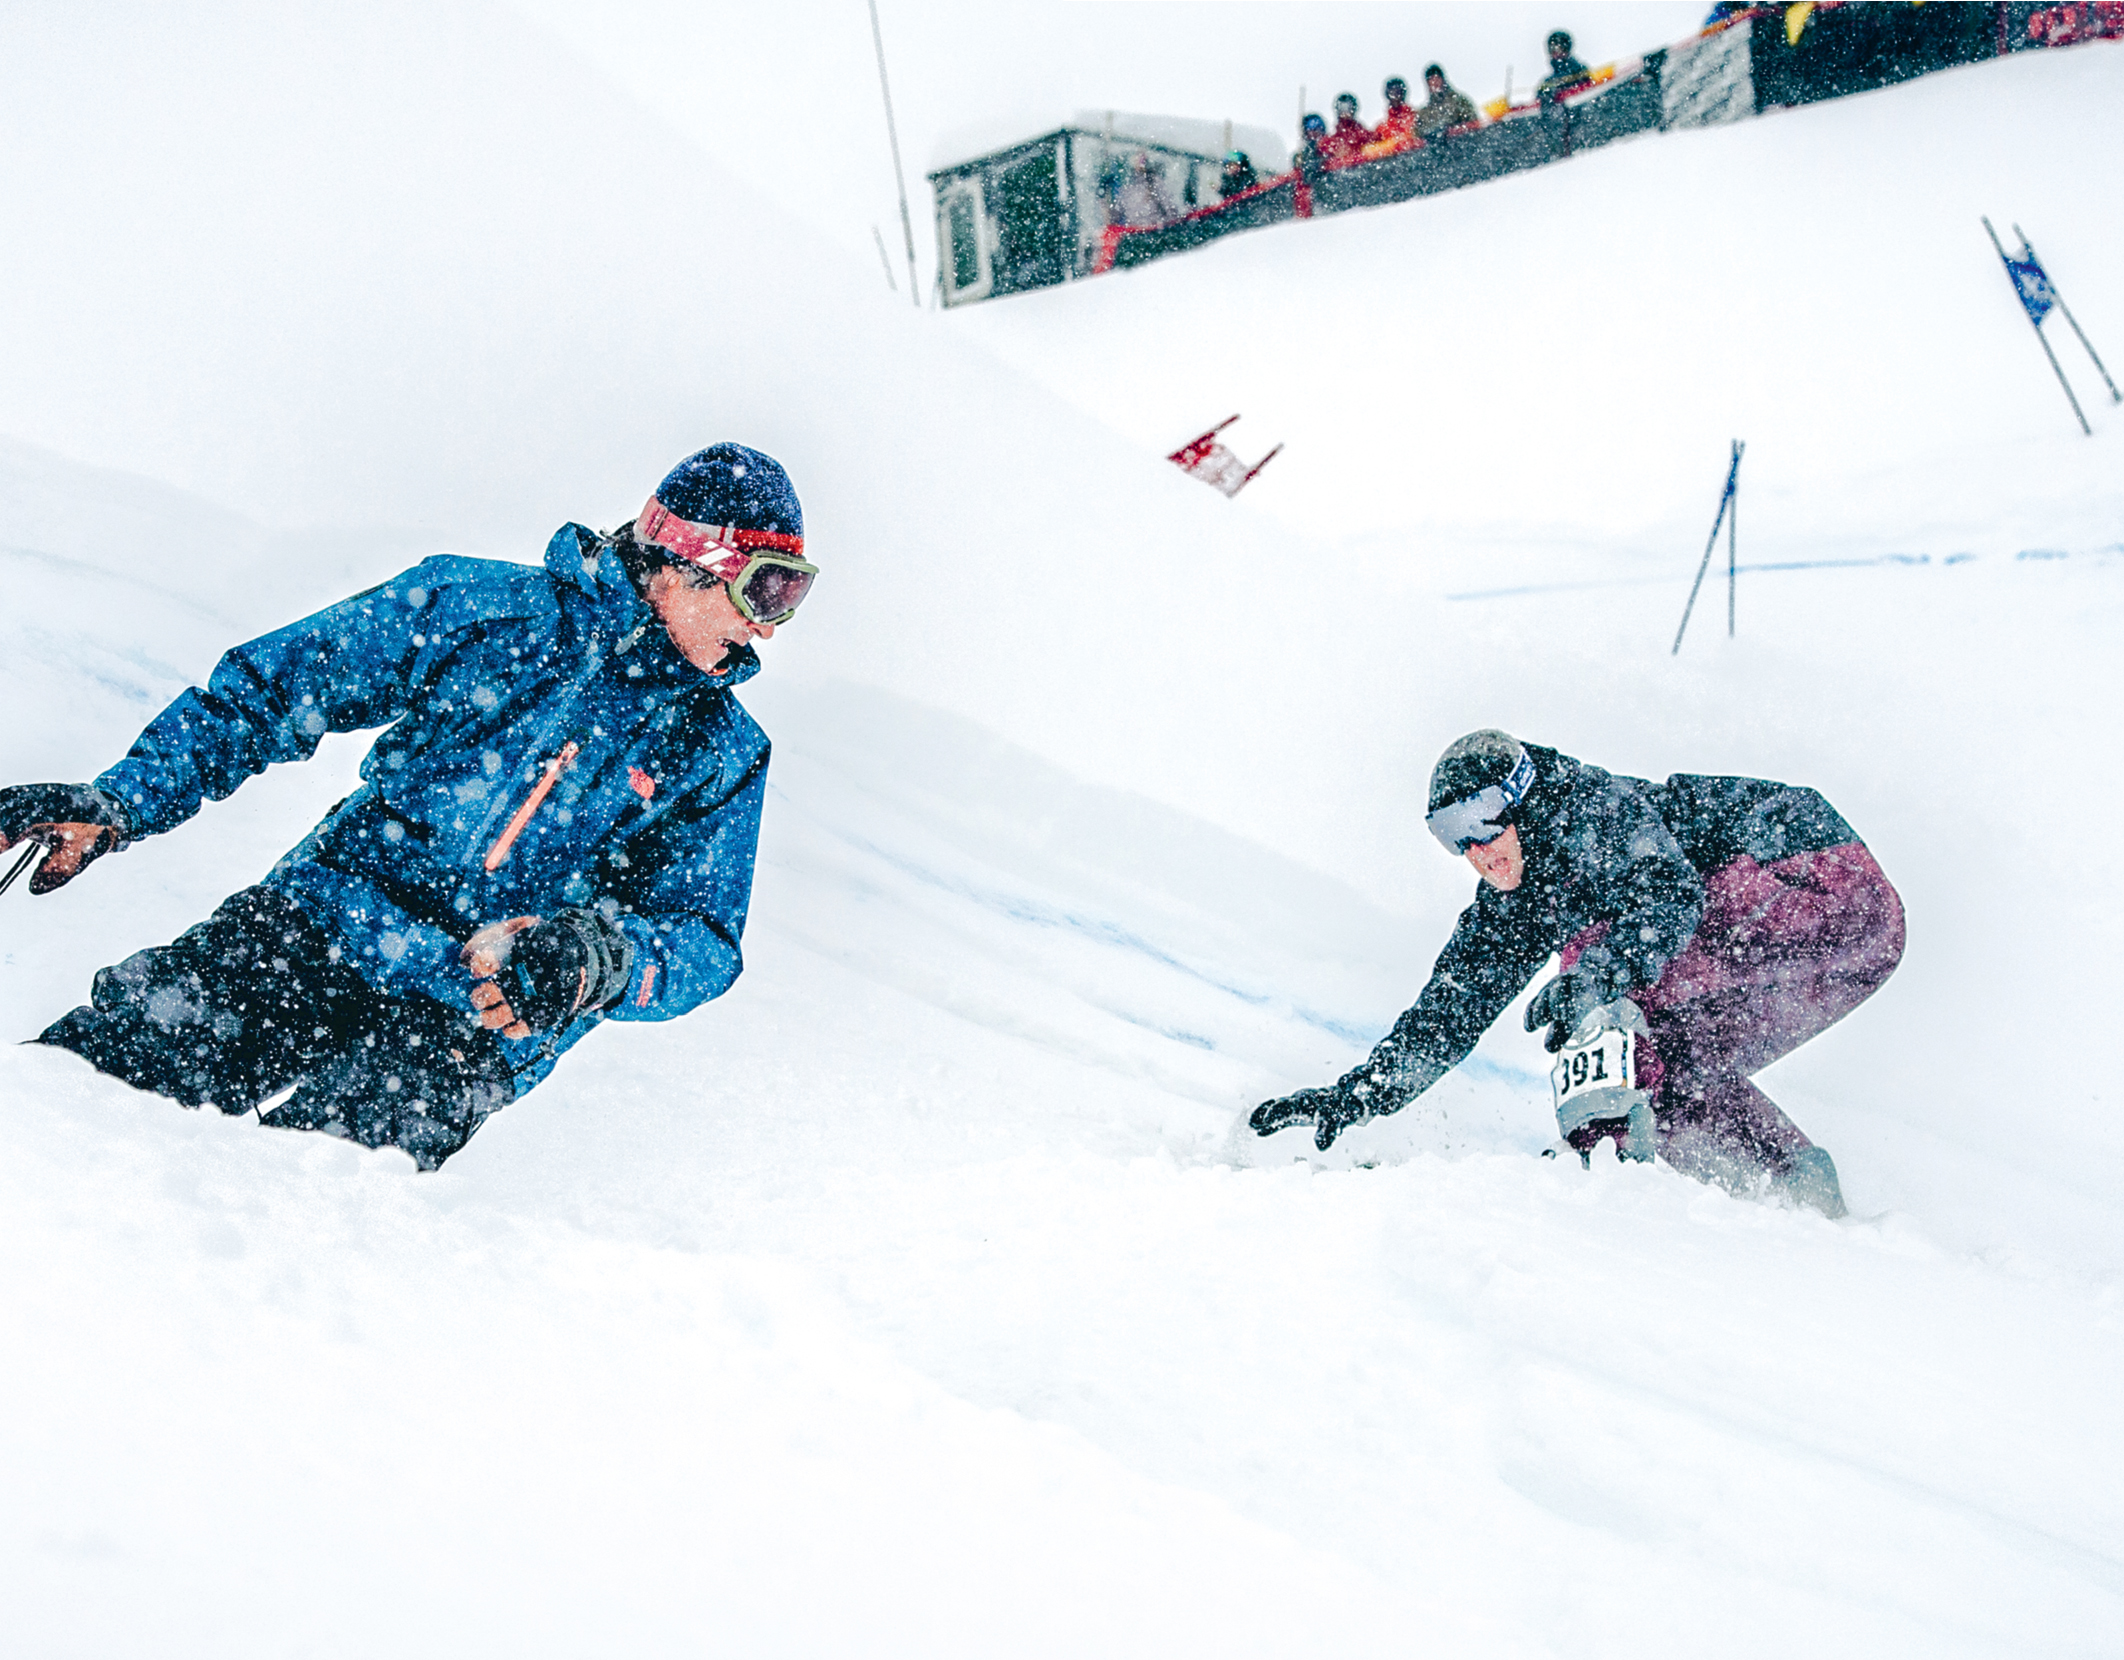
top-left (1167, 416), bottom-right (1283, 499)
top-left (2005, 252), bottom-right (2057, 326)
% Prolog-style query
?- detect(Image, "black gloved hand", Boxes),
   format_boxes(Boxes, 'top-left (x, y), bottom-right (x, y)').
top-left (1249, 1084), bottom-right (1371, 1152)
top-left (1525, 971), bottom-right (1599, 1053)
top-left (496, 907), bottom-right (633, 1035)
top-left (0, 783), bottom-right (133, 894)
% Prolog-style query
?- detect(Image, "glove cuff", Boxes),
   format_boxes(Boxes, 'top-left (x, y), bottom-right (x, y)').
top-left (86, 785), bottom-right (137, 850)
top-left (1334, 1051), bottom-right (1446, 1118)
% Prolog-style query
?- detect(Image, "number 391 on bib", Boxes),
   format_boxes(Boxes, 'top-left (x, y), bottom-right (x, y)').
top-left (1550, 1025), bottom-right (1636, 1110)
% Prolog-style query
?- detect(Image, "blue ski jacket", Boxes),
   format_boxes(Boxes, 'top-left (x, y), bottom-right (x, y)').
top-left (95, 524), bottom-right (770, 1094)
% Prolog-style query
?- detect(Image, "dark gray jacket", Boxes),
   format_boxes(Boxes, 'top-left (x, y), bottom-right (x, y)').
top-left (1346, 745), bottom-right (1857, 1104)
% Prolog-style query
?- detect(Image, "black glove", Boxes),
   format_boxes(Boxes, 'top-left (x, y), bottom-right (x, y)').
top-left (1525, 971), bottom-right (1605, 1052)
top-left (0, 782), bottom-right (133, 894)
top-left (497, 907), bottom-right (633, 1034)
top-left (1250, 1084), bottom-right (1370, 1152)
top-left (1249, 1035), bottom-right (1452, 1151)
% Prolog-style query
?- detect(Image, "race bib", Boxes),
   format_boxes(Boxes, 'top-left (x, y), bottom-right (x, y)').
top-left (1550, 1025), bottom-right (1636, 1114)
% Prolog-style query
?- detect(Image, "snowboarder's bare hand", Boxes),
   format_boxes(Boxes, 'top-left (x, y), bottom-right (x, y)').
top-left (464, 916), bottom-right (540, 1039)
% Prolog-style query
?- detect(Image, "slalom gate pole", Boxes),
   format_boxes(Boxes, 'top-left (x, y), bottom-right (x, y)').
top-left (867, 0), bottom-right (921, 309)
top-left (1240, 443), bottom-right (1285, 490)
top-left (870, 225), bottom-right (898, 292)
top-left (1673, 441), bottom-right (1743, 656)
top-left (1985, 217), bottom-right (2090, 436)
top-left (2016, 224), bottom-right (2121, 405)
top-left (1727, 439), bottom-right (1739, 638)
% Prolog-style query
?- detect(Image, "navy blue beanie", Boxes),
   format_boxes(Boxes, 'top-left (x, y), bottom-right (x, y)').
top-left (642, 444), bottom-right (804, 559)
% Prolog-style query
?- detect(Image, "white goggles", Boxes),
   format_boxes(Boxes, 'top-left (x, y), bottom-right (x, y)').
top-left (1425, 750), bottom-right (1535, 854)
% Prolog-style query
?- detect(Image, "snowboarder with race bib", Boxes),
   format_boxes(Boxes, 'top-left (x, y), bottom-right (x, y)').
top-left (0, 444), bottom-right (815, 1170)
top-left (1249, 731), bottom-right (1905, 1217)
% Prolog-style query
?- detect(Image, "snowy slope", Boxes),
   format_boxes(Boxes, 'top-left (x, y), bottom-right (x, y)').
top-left (958, 45), bottom-right (2124, 545)
top-left (1, 7), bottom-right (2120, 1656)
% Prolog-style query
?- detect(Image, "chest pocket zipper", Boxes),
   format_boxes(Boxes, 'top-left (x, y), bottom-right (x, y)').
top-left (484, 741), bottom-right (580, 871)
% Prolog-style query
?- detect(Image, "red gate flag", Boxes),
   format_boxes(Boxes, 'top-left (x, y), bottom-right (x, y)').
top-left (1167, 416), bottom-right (1284, 498)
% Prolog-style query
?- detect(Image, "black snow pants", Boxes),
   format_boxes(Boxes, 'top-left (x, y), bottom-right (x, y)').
top-left (37, 885), bottom-right (512, 1170)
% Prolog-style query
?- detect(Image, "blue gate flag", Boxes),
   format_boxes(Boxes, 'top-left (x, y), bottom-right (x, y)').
top-left (2006, 253), bottom-right (2056, 326)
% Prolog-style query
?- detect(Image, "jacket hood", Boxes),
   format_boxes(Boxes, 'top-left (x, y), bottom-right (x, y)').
top-left (543, 522), bottom-right (762, 692)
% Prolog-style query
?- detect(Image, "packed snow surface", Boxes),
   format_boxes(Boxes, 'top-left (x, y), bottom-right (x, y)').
top-left (1, 7), bottom-right (2120, 1655)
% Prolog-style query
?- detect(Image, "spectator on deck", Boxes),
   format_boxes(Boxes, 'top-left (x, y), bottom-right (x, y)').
top-left (1363, 77), bottom-right (1418, 156)
top-left (1413, 63), bottom-right (1479, 138)
top-left (1219, 150), bottom-right (1259, 198)
top-left (1113, 150), bottom-right (1179, 227)
top-left (1320, 93), bottom-right (1369, 166)
top-left (1537, 29), bottom-right (1593, 104)
top-left (1295, 112), bottom-right (1329, 183)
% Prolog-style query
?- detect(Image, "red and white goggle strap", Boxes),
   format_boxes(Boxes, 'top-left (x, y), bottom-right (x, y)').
top-left (638, 496), bottom-right (804, 582)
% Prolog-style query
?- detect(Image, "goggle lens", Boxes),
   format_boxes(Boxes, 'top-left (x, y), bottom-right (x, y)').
top-left (1426, 787), bottom-right (1513, 855)
top-left (735, 558), bottom-right (816, 625)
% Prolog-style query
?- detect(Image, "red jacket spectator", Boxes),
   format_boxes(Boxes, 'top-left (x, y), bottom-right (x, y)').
top-left (1320, 94), bottom-right (1369, 166)
top-left (1363, 79), bottom-right (1420, 159)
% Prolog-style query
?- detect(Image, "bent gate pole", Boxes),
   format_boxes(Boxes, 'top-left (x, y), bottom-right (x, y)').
top-left (1727, 450), bottom-right (1738, 639)
top-left (1985, 217), bottom-right (2089, 436)
top-left (2015, 223), bottom-right (2121, 406)
top-left (1673, 440), bottom-right (1743, 657)
top-left (1241, 443), bottom-right (1285, 489)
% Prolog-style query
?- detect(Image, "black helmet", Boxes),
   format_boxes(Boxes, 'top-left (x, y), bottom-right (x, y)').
top-left (1426, 730), bottom-right (1537, 853)
top-left (1384, 76), bottom-right (1409, 99)
top-left (1547, 29), bottom-right (1574, 53)
top-left (1334, 91), bottom-right (1360, 114)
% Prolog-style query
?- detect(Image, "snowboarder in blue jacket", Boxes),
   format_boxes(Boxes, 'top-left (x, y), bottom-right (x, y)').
top-left (0, 444), bottom-right (816, 1168)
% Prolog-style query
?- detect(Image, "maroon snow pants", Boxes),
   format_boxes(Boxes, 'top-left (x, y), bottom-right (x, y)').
top-left (1559, 843), bottom-right (1905, 1185)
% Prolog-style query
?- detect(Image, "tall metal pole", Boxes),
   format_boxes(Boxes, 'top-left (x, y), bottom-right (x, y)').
top-left (1985, 217), bottom-right (2089, 435)
top-left (1673, 441), bottom-right (1743, 656)
top-left (868, 0), bottom-right (920, 309)
top-left (1726, 439), bottom-right (1739, 638)
top-left (2016, 224), bottom-right (2121, 405)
